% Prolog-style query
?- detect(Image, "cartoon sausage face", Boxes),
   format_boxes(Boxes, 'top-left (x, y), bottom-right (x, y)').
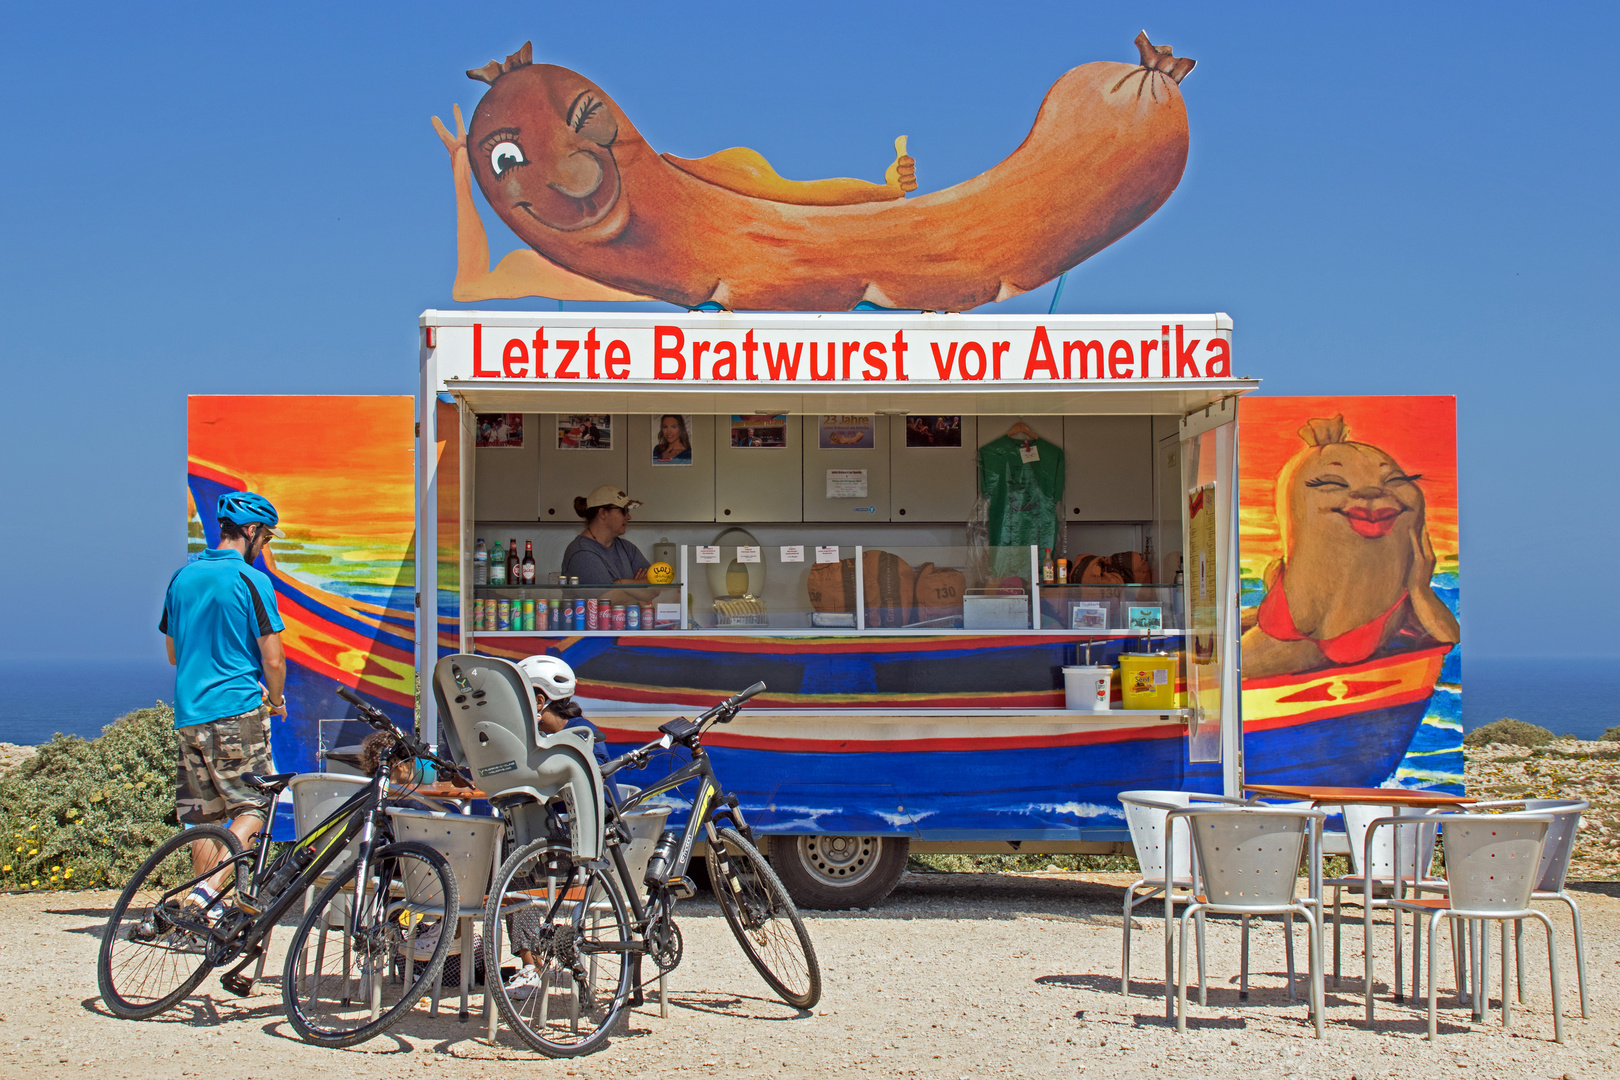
top-left (467, 60), bottom-right (628, 235)
top-left (452, 34), bottom-right (1194, 311)
top-left (1280, 420), bottom-right (1426, 554)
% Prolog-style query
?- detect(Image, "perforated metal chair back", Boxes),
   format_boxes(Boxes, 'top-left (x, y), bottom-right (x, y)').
top-left (615, 785), bottom-right (674, 888)
top-left (1342, 801), bottom-right (1435, 881)
top-left (1513, 799), bottom-right (1588, 894)
top-left (1441, 813), bottom-right (1551, 915)
top-left (385, 807), bottom-right (504, 904)
top-left (433, 653), bottom-right (606, 859)
top-left (288, 773), bottom-right (369, 878)
top-left (1185, 808), bottom-right (1314, 910)
top-left (1119, 791), bottom-right (1203, 884)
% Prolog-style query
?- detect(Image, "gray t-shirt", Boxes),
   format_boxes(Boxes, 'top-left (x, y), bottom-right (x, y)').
top-left (561, 534), bottom-right (650, 584)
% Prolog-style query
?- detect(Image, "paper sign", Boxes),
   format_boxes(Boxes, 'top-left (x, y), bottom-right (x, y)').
top-left (826, 469), bottom-right (869, 498)
top-left (780, 546), bottom-right (805, 563)
top-left (655, 602), bottom-right (681, 628)
top-left (696, 546), bottom-right (720, 564)
top-left (815, 546), bottom-right (840, 563)
top-left (1019, 444), bottom-right (1040, 463)
top-left (737, 545), bottom-right (761, 563)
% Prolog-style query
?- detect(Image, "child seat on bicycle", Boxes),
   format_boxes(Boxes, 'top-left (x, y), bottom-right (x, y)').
top-left (432, 654), bottom-right (607, 859)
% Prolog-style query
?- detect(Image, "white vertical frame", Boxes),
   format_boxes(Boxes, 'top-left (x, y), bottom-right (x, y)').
top-left (416, 334), bottom-right (439, 743)
top-left (854, 546), bottom-right (866, 631)
top-left (1029, 545), bottom-right (1041, 631)
top-left (679, 545), bottom-right (689, 631)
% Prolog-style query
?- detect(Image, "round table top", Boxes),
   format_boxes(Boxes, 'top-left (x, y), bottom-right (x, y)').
top-left (413, 781), bottom-right (487, 800)
top-left (1244, 783), bottom-right (1474, 807)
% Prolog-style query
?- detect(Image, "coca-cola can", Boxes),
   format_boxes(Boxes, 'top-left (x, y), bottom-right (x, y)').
top-left (611, 603), bottom-right (626, 630)
top-left (585, 598), bottom-right (599, 630)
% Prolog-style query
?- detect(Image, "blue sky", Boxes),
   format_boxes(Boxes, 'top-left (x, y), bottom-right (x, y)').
top-left (0, 1), bottom-right (1614, 660)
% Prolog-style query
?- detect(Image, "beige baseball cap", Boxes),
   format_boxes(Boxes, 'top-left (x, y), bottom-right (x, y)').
top-left (585, 484), bottom-right (643, 510)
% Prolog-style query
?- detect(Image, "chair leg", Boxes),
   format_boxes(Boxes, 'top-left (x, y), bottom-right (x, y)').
top-left (1559, 892), bottom-right (1589, 1019)
top-left (1332, 887), bottom-right (1342, 988)
top-left (1475, 920), bottom-right (1490, 1023)
top-left (1535, 911), bottom-right (1564, 1045)
top-left (1363, 889), bottom-right (1376, 1026)
top-left (1514, 918), bottom-right (1526, 1005)
top-left (485, 911), bottom-right (502, 1044)
top-left (1426, 913), bottom-right (1443, 1041)
top-left (1176, 907), bottom-right (1200, 1034)
top-left (1412, 910), bottom-right (1422, 1012)
top-left (460, 916), bottom-right (473, 1022)
top-left (1450, 918), bottom-right (1467, 1004)
top-left (1121, 888), bottom-right (1134, 998)
top-left (1284, 912), bottom-right (1297, 1003)
top-left (1196, 910), bottom-right (1208, 1007)
top-left (1308, 909), bottom-right (1323, 1040)
top-left (1239, 916), bottom-right (1250, 1002)
top-left (1392, 887), bottom-right (1405, 1003)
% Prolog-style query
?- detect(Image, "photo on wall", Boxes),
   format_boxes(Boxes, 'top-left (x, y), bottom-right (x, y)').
top-left (652, 413), bottom-right (694, 465)
top-left (730, 414), bottom-right (787, 447)
top-left (476, 413), bottom-right (523, 448)
top-left (819, 414), bottom-right (874, 449)
top-left (557, 414), bottom-right (611, 450)
top-left (905, 415), bottom-right (962, 448)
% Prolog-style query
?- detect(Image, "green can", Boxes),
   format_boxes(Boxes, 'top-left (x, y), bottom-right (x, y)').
top-left (522, 598), bottom-right (536, 631)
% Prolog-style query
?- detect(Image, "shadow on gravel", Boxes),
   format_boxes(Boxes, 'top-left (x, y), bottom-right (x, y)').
top-left (1570, 880), bottom-right (1620, 898)
top-left (49, 906), bottom-right (115, 918)
top-left (664, 989), bottom-right (810, 1022)
top-left (81, 993), bottom-right (282, 1028)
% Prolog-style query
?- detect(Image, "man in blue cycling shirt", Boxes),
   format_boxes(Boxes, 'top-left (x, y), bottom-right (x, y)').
top-left (161, 491), bottom-right (287, 912)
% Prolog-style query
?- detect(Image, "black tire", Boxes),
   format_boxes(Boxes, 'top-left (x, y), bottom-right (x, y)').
top-left (282, 840), bottom-right (458, 1047)
top-left (98, 824), bottom-right (243, 1019)
top-left (707, 826), bottom-right (822, 1009)
top-left (483, 839), bottom-right (634, 1057)
top-left (770, 835), bottom-right (910, 910)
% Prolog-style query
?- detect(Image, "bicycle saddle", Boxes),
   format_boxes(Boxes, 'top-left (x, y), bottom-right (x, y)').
top-left (432, 653), bottom-right (606, 860)
top-left (243, 772), bottom-right (297, 791)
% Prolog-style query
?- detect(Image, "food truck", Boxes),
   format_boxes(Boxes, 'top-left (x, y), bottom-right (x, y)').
top-left (182, 307), bottom-right (1460, 908)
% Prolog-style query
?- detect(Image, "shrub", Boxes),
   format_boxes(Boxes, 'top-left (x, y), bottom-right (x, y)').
top-left (1463, 718), bottom-right (1555, 749)
top-left (907, 852), bottom-right (1140, 874)
top-left (1602, 725), bottom-right (1620, 742)
top-left (0, 704), bottom-right (181, 892)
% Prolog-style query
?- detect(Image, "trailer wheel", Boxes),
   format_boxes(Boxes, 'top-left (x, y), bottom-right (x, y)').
top-left (768, 835), bottom-right (909, 909)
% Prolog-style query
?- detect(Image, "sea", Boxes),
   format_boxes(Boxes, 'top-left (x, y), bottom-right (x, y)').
top-left (0, 655), bottom-right (1615, 747)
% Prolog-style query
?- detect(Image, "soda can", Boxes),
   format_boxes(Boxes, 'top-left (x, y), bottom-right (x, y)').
top-left (549, 598), bottom-right (560, 631)
top-left (641, 603), bottom-right (655, 630)
top-left (611, 603), bottom-right (626, 630)
top-left (585, 598), bottom-right (599, 630)
top-left (522, 599), bottom-right (536, 631)
top-left (626, 603), bottom-right (641, 630)
top-left (496, 598), bottom-right (511, 631)
top-left (472, 598), bottom-right (485, 632)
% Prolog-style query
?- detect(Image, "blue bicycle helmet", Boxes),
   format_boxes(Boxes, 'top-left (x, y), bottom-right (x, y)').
top-left (216, 491), bottom-right (285, 537)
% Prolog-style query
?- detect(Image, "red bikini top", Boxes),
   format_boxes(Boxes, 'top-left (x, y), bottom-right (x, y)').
top-left (1256, 563), bottom-right (1408, 666)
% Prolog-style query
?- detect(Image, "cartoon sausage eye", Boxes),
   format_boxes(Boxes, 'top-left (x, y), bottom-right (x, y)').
top-left (489, 140), bottom-right (527, 177)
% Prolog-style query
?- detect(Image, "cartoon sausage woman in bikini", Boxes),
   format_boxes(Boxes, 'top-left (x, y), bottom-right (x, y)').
top-left (431, 34), bottom-right (1193, 311)
top-left (1240, 416), bottom-right (1460, 680)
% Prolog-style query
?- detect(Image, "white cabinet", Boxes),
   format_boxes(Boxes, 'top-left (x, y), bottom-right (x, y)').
top-left (889, 414), bottom-right (977, 521)
top-left (473, 413), bottom-right (539, 521)
top-left (713, 414), bottom-right (804, 522)
top-left (627, 413), bottom-right (715, 522)
top-left (537, 414), bottom-right (627, 521)
top-left (804, 413), bottom-right (889, 522)
top-left (1063, 415), bottom-right (1153, 521)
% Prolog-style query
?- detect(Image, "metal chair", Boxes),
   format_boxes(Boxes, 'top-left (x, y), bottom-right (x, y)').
top-left (385, 807), bottom-right (504, 1021)
top-left (1117, 790), bottom-right (1256, 999)
top-left (1384, 813), bottom-right (1563, 1042)
top-left (1325, 799), bottom-right (1447, 994)
top-left (1166, 805), bottom-right (1327, 1037)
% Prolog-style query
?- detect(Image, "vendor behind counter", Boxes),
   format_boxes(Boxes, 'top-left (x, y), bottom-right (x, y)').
top-left (561, 484), bottom-right (652, 584)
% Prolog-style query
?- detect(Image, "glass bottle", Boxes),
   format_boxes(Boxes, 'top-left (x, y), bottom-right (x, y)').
top-left (522, 541), bottom-right (536, 585)
top-left (506, 538), bottom-right (521, 586)
top-left (1041, 547), bottom-right (1055, 584)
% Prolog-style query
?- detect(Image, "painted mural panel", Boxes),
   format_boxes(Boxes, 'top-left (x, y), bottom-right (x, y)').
top-left (432, 33), bottom-right (1195, 311)
top-left (1237, 396), bottom-right (1461, 793)
top-left (186, 396), bottom-right (417, 776)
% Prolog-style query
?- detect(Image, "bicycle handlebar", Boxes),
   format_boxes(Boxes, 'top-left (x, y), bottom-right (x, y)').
top-left (600, 681), bottom-right (766, 778)
top-left (337, 685), bottom-right (459, 773)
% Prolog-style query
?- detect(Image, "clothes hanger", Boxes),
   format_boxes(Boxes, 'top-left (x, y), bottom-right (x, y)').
top-left (1006, 421), bottom-right (1039, 443)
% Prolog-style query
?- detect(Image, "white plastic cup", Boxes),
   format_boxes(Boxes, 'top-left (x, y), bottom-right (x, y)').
top-left (1063, 665), bottom-right (1113, 711)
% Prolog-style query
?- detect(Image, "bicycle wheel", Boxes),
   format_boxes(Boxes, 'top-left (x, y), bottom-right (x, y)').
top-left (483, 839), bottom-right (634, 1057)
top-left (707, 826), bottom-right (822, 1009)
top-left (98, 824), bottom-right (243, 1019)
top-left (282, 840), bottom-right (457, 1047)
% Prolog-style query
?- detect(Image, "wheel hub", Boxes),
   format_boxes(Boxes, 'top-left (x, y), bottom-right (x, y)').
top-left (798, 835), bottom-right (881, 887)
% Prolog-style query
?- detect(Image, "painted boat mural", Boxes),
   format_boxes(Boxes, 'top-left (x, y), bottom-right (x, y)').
top-left (182, 393), bottom-right (1460, 840)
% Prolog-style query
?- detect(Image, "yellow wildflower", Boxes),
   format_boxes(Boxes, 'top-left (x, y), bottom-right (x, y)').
top-left (2, 865), bottom-right (10, 872)
top-left (63, 869), bottom-right (72, 878)
top-left (29, 849), bottom-right (38, 856)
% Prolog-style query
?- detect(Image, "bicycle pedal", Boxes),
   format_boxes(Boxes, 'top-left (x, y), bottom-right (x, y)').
top-left (669, 876), bottom-right (696, 900)
top-left (220, 971), bottom-right (256, 997)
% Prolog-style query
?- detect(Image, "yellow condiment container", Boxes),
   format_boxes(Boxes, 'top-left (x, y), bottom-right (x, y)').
top-left (1118, 652), bottom-right (1177, 710)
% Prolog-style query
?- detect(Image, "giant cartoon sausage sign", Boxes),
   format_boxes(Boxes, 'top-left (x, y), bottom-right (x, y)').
top-left (433, 32), bottom-right (1194, 311)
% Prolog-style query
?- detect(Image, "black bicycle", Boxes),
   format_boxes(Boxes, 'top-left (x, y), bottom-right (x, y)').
top-left (481, 680), bottom-right (821, 1057)
top-left (98, 687), bottom-right (461, 1047)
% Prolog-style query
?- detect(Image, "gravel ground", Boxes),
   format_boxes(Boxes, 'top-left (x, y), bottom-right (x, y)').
top-left (2, 871), bottom-right (1616, 1080)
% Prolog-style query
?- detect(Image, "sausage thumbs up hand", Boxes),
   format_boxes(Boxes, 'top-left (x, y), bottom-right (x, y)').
top-left (884, 135), bottom-right (917, 194)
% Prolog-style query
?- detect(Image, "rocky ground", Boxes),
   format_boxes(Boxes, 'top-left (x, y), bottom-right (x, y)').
top-left (0, 742), bottom-right (1614, 1078)
top-left (0, 743), bottom-right (38, 774)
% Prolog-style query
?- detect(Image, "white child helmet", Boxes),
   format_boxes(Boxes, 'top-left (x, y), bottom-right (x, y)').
top-left (517, 654), bottom-right (577, 702)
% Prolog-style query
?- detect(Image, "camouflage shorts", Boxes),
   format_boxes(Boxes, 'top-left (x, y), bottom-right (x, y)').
top-left (175, 705), bottom-right (275, 825)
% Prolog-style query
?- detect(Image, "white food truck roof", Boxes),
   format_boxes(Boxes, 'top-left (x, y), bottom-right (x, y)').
top-left (420, 310), bottom-right (1255, 416)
